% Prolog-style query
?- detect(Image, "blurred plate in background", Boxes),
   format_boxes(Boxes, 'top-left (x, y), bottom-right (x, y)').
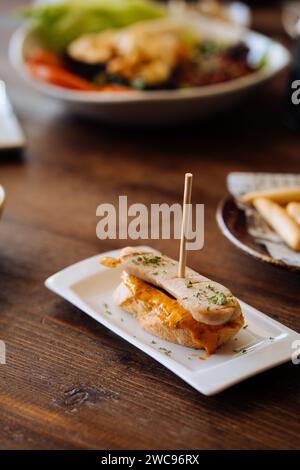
top-left (9, 15), bottom-right (290, 125)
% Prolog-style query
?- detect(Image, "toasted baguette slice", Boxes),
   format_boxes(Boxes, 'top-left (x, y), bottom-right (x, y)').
top-left (114, 272), bottom-right (244, 354)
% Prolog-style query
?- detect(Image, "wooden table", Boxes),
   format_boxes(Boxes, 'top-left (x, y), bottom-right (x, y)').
top-left (0, 1), bottom-right (299, 450)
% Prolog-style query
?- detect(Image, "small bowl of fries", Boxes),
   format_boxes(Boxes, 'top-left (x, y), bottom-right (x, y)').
top-left (217, 175), bottom-right (300, 272)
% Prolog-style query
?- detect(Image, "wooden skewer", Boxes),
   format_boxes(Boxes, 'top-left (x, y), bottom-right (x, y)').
top-left (178, 172), bottom-right (193, 278)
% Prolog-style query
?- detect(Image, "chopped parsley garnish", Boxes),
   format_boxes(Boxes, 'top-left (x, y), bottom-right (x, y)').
top-left (195, 290), bottom-right (206, 299)
top-left (151, 340), bottom-right (157, 344)
top-left (209, 293), bottom-right (228, 305)
top-left (207, 284), bottom-right (216, 292)
top-left (159, 347), bottom-right (172, 356)
top-left (243, 324), bottom-right (248, 329)
top-left (103, 302), bottom-right (112, 315)
top-left (132, 255), bottom-right (163, 266)
top-left (186, 281), bottom-right (193, 288)
top-left (233, 348), bottom-right (247, 354)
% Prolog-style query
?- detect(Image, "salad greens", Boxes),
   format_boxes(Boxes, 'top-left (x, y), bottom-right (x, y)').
top-left (22, 0), bottom-right (166, 51)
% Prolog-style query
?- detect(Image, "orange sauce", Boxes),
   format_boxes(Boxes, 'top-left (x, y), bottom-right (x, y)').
top-left (121, 272), bottom-right (243, 354)
top-left (100, 257), bottom-right (120, 268)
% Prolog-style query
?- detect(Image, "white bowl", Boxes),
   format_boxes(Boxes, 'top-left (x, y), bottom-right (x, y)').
top-left (9, 18), bottom-right (290, 125)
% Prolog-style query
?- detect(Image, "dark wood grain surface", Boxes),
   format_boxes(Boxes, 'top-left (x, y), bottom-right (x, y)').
top-left (0, 1), bottom-right (299, 450)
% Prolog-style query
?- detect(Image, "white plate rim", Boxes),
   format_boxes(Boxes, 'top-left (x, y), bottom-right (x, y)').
top-left (45, 247), bottom-right (300, 396)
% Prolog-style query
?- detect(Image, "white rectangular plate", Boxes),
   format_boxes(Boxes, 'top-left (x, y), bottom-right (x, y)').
top-left (0, 81), bottom-right (25, 150)
top-left (45, 247), bottom-right (300, 396)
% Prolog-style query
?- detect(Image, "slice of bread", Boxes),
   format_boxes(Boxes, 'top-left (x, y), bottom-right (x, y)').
top-left (114, 272), bottom-right (244, 354)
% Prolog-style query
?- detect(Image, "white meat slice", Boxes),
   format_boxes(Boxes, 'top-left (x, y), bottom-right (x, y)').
top-left (118, 247), bottom-right (241, 326)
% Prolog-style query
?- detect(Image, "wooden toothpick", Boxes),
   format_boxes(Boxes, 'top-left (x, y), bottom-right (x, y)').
top-left (178, 173), bottom-right (193, 278)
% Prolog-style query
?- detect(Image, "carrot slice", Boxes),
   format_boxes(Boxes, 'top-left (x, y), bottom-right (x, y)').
top-left (27, 58), bottom-right (134, 92)
top-left (27, 62), bottom-right (99, 91)
top-left (28, 50), bottom-right (63, 67)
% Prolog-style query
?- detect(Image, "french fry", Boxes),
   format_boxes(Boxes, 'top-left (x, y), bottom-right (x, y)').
top-left (286, 202), bottom-right (300, 225)
top-left (243, 186), bottom-right (300, 205)
top-left (253, 197), bottom-right (300, 251)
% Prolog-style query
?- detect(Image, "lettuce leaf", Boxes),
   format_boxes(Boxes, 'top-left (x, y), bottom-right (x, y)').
top-left (22, 0), bottom-right (166, 51)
